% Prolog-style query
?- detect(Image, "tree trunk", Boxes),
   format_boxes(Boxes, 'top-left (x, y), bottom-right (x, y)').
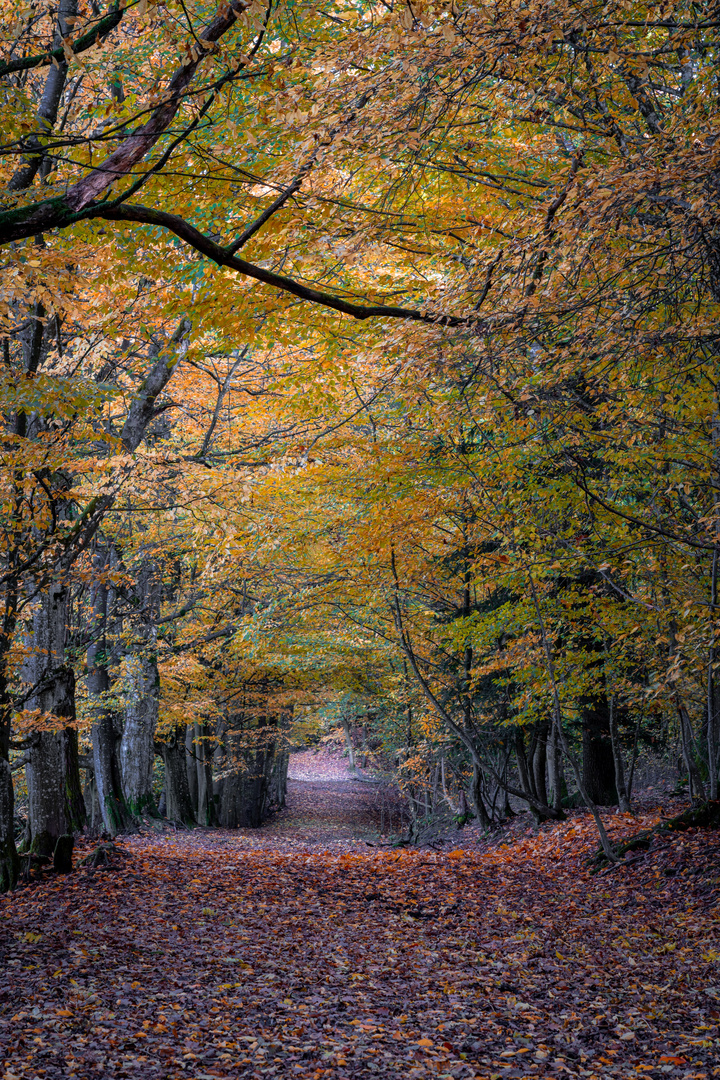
top-left (532, 720), bottom-right (549, 808)
top-left (607, 693), bottom-right (631, 812)
top-left (120, 560), bottom-right (160, 816)
top-left (186, 724), bottom-right (198, 815)
top-left (677, 698), bottom-right (707, 801)
top-left (547, 721), bottom-right (564, 813)
top-left (25, 669), bottom-right (85, 856)
top-left (341, 717), bottom-right (356, 770)
top-left (120, 651), bottom-right (158, 816)
top-left (88, 559), bottom-right (133, 835)
top-left (469, 760), bottom-right (491, 827)
top-left (160, 727), bottom-right (195, 826)
top-left (581, 695), bottom-right (618, 806)
top-left (0, 653), bottom-right (19, 891)
top-left (214, 701), bottom-right (278, 828)
top-left (24, 586), bottom-right (86, 855)
top-left (0, 755), bottom-right (18, 891)
top-left (267, 749), bottom-right (289, 810)
top-left (195, 722), bottom-right (216, 826)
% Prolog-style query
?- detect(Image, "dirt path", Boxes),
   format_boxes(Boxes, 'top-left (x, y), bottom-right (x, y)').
top-left (1, 766), bottom-right (719, 1080)
top-left (229, 750), bottom-right (396, 852)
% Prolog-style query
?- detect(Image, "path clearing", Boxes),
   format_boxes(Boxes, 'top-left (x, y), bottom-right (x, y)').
top-left (1, 759), bottom-right (719, 1080)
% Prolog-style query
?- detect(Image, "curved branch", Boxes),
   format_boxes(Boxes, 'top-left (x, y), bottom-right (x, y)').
top-left (98, 202), bottom-right (466, 325)
top-left (0, 3), bottom-right (125, 80)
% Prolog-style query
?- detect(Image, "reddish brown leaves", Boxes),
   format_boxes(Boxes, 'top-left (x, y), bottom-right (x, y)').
top-left (1, 796), bottom-right (719, 1079)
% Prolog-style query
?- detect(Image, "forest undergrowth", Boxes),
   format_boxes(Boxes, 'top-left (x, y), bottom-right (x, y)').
top-left (1, 772), bottom-right (719, 1080)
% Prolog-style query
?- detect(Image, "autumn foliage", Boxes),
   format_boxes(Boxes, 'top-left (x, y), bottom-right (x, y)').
top-left (1, 2), bottom-right (720, 1066)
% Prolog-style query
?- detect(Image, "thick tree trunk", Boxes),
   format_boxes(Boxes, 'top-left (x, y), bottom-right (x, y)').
top-left (581, 695), bottom-right (618, 806)
top-left (120, 561), bottom-right (161, 816)
top-left (88, 559), bottom-right (133, 835)
top-left (25, 668), bottom-right (85, 857)
top-left (214, 703), bottom-right (278, 828)
top-left (267, 750), bottom-right (289, 810)
top-left (161, 727), bottom-right (195, 825)
top-left (24, 586), bottom-right (86, 855)
top-left (0, 657), bottom-right (19, 891)
top-left (120, 651), bottom-right (158, 816)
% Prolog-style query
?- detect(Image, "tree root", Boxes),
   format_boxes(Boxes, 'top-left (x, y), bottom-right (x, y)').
top-left (80, 842), bottom-right (128, 869)
top-left (588, 801), bottom-right (720, 872)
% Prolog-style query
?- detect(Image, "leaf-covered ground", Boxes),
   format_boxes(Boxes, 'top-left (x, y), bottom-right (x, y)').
top-left (1, 767), bottom-right (719, 1080)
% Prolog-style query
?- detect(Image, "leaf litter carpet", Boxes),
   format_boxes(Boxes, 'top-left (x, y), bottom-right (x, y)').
top-left (1, 758), bottom-right (719, 1080)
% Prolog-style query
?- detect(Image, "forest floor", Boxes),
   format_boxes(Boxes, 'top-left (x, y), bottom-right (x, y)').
top-left (1, 754), bottom-right (719, 1080)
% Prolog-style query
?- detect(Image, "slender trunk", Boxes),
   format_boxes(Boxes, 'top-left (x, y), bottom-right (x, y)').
top-left (547, 721), bottom-right (564, 813)
top-left (195, 721), bottom-right (216, 825)
top-left (527, 570), bottom-right (618, 861)
top-left (0, 606), bottom-right (19, 890)
top-left (186, 725), bottom-right (198, 815)
top-left (708, 544), bottom-right (720, 800)
top-left (440, 756), bottom-right (460, 813)
top-left (469, 760), bottom-right (491, 827)
top-left (341, 717), bottom-right (356, 770)
top-left (515, 727), bottom-right (537, 807)
top-left (678, 699), bottom-right (707, 801)
top-left (607, 692), bottom-right (631, 812)
top-left (532, 720), bottom-right (549, 807)
top-left (626, 707), bottom-right (643, 802)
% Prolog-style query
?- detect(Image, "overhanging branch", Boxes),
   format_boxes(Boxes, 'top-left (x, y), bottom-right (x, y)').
top-left (98, 203), bottom-right (467, 326)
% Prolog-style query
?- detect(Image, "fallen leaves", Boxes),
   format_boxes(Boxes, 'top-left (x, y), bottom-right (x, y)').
top-left (1, 789), bottom-right (719, 1080)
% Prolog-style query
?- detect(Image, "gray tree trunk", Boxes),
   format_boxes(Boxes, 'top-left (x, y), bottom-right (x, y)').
top-left (0, 632), bottom-right (20, 890)
top-left (532, 721), bottom-right (549, 808)
top-left (195, 722), bottom-right (216, 825)
top-left (267, 749), bottom-right (289, 810)
top-left (120, 560), bottom-right (161, 816)
top-left (88, 553), bottom-right (133, 836)
top-left (186, 725), bottom-right (198, 814)
top-left (547, 721), bottom-right (564, 813)
top-left (120, 650), bottom-right (158, 816)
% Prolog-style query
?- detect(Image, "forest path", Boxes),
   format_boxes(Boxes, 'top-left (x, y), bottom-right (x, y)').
top-left (227, 748), bottom-right (395, 852)
top-left (2, 803), bottom-right (720, 1080)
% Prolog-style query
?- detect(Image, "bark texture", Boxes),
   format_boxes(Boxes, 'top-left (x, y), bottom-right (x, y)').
top-left (88, 556), bottom-right (133, 836)
top-left (121, 652), bottom-right (158, 816)
top-left (24, 587), bottom-right (85, 855)
top-left (581, 696), bottom-right (619, 806)
top-left (161, 727), bottom-right (195, 826)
